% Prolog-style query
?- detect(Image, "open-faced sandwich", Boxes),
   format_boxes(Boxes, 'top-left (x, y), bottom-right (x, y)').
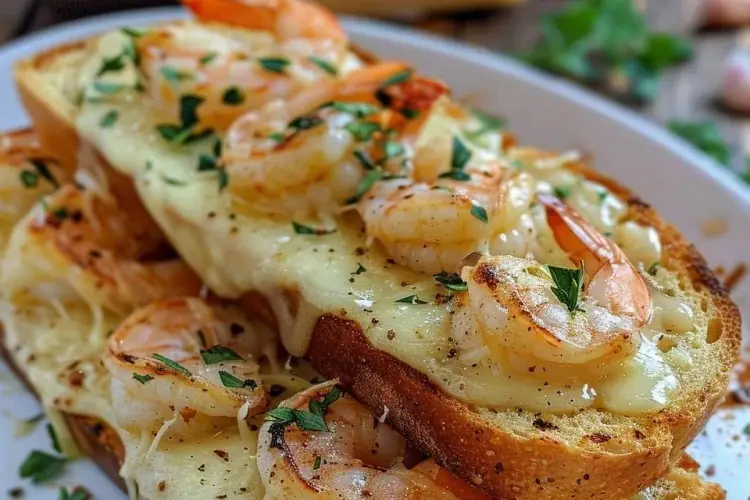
top-left (3, 0), bottom-right (740, 498)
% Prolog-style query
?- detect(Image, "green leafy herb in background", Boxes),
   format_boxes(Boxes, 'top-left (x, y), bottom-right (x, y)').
top-left (520, 0), bottom-right (692, 102)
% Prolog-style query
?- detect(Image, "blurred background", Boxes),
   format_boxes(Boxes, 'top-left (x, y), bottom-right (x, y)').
top-left (1, 0), bottom-right (750, 177)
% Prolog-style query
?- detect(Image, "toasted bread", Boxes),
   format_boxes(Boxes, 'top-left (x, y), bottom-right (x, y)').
top-left (13, 21), bottom-right (740, 500)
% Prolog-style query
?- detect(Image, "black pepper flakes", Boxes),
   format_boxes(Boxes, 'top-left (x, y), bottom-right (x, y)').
top-left (213, 450), bottom-right (229, 462)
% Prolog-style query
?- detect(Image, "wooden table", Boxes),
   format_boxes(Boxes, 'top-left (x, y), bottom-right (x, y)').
top-left (2, 0), bottom-right (748, 167)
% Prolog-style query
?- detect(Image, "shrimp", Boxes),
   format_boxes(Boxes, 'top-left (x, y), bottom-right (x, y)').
top-left (458, 194), bottom-right (652, 367)
top-left (223, 62), bottom-right (448, 218)
top-left (257, 382), bottom-right (488, 499)
top-left (1, 185), bottom-right (201, 314)
top-left (183, 0), bottom-right (346, 41)
top-left (0, 130), bottom-right (68, 252)
top-left (105, 297), bottom-right (273, 435)
top-left (137, 0), bottom-right (356, 131)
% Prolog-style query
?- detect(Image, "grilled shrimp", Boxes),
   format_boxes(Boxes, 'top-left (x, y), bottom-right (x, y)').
top-left (458, 194), bottom-right (652, 367)
top-left (224, 62), bottom-right (447, 218)
top-left (0, 130), bottom-right (68, 251)
top-left (137, 0), bottom-right (356, 131)
top-left (1, 185), bottom-right (201, 314)
top-left (105, 297), bottom-right (274, 435)
top-left (258, 382), bottom-right (488, 499)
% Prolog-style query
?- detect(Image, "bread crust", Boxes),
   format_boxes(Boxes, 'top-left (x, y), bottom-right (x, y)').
top-left (12, 30), bottom-right (742, 500)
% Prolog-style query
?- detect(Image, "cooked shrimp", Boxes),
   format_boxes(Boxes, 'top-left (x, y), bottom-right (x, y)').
top-left (0, 130), bottom-right (68, 251)
top-left (459, 195), bottom-right (651, 367)
top-left (105, 297), bottom-right (273, 435)
top-left (224, 63), bottom-right (447, 218)
top-left (183, 0), bottom-right (346, 41)
top-left (258, 382), bottom-right (485, 499)
top-left (137, 0), bottom-right (356, 130)
top-left (1, 185), bottom-right (201, 314)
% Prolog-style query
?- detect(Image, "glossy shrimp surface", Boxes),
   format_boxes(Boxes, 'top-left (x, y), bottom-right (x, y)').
top-left (1, 185), bottom-right (201, 313)
top-left (0, 130), bottom-right (68, 251)
top-left (105, 297), bottom-right (273, 435)
top-left (224, 62), bottom-right (446, 218)
top-left (137, 0), bottom-right (357, 131)
top-left (458, 194), bottom-right (652, 367)
top-left (258, 382), bottom-right (485, 499)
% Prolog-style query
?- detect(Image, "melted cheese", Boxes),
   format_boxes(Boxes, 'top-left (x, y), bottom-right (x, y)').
top-left (61, 26), bottom-right (710, 418)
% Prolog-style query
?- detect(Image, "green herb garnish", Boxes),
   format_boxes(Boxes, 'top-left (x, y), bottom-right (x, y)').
top-left (466, 110), bottom-right (504, 140)
top-left (99, 109), bottom-right (119, 128)
top-left (433, 272), bottom-right (468, 291)
top-left (553, 185), bottom-right (572, 200)
top-left (27, 159), bottom-right (58, 188)
top-left (222, 86), bottom-right (245, 106)
top-left (19, 450), bottom-right (66, 484)
top-left (46, 424), bottom-right (61, 454)
top-left (97, 54), bottom-right (125, 76)
top-left (353, 150), bottom-right (376, 170)
top-left (451, 136), bottom-right (472, 170)
top-left (383, 141), bottom-right (405, 159)
top-left (345, 121), bottom-right (381, 142)
top-left (470, 203), bottom-right (489, 223)
top-left (132, 373), bottom-right (154, 385)
top-left (519, 0), bottom-right (692, 102)
top-left (330, 101), bottom-right (379, 117)
top-left (199, 52), bottom-right (218, 65)
top-left (219, 371), bottom-right (257, 389)
top-left (265, 386), bottom-right (342, 448)
top-left (92, 82), bottom-right (128, 95)
top-left (151, 353), bottom-right (192, 377)
top-left (313, 455), bottom-right (322, 470)
top-left (258, 57), bottom-right (291, 74)
top-left (20, 170), bottom-right (38, 188)
top-left (395, 295), bottom-right (428, 305)
top-left (160, 66), bottom-right (193, 83)
top-left (547, 265), bottom-right (585, 313)
top-left (292, 222), bottom-right (336, 235)
top-left (58, 487), bottom-right (90, 500)
top-left (308, 56), bottom-right (338, 76)
top-left (351, 264), bottom-right (367, 275)
top-left (288, 115), bottom-right (324, 131)
top-left (346, 170), bottom-right (383, 204)
top-left (200, 345), bottom-right (243, 365)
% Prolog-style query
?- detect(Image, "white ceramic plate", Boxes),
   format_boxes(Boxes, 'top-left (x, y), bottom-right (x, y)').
top-left (0, 7), bottom-right (747, 499)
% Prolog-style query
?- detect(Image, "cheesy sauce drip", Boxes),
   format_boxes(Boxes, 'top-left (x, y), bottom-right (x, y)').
top-left (68, 26), bottom-right (704, 417)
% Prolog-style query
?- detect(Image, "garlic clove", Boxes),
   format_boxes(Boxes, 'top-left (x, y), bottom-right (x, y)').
top-left (721, 50), bottom-right (750, 113)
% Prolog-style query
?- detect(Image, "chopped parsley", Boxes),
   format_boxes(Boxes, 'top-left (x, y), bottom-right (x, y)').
top-left (451, 136), bottom-right (472, 170)
top-left (375, 69), bottom-right (413, 106)
top-left (292, 222), bottom-right (336, 235)
top-left (470, 203), bottom-right (489, 223)
top-left (121, 27), bottom-right (145, 38)
top-left (308, 56), bottom-right (338, 76)
top-left (313, 455), bottom-right (322, 470)
top-left (161, 176), bottom-right (186, 186)
top-left (433, 272), bottom-right (468, 291)
top-left (156, 94), bottom-right (213, 145)
top-left (99, 109), bottom-right (119, 128)
top-left (199, 52), bottom-right (218, 65)
top-left (198, 154), bottom-right (218, 171)
top-left (647, 262), bottom-right (660, 276)
top-left (218, 168), bottom-right (229, 192)
top-left (547, 265), bottom-right (585, 313)
top-left (438, 169), bottom-right (470, 181)
top-left (19, 450), bottom-right (66, 484)
top-left (160, 66), bottom-right (194, 83)
top-left (353, 150), bottom-right (376, 170)
top-left (258, 57), bottom-right (291, 74)
top-left (345, 121), bottom-right (381, 142)
top-left (395, 295), bottom-right (428, 305)
top-left (265, 386), bottom-right (342, 448)
top-left (92, 82), bottom-right (128, 95)
top-left (219, 371), bottom-right (258, 389)
top-left (151, 353), bottom-right (191, 377)
top-left (383, 141), bottom-right (405, 159)
top-left (132, 373), bottom-right (154, 385)
top-left (20, 170), bottom-right (38, 188)
top-left (401, 108), bottom-right (420, 119)
top-left (345, 170), bottom-right (383, 204)
top-left (222, 86), bottom-right (245, 106)
top-left (553, 185), bottom-right (572, 200)
top-left (96, 54), bottom-right (125, 77)
top-left (288, 115), bottom-right (324, 132)
top-left (269, 132), bottom-right (286, 142)
top-left (330, 102), bottom-right (379, 117)
top-left (46, 424), bottom-right (61, 453)
top-left (26, 159), bottom-right (59, 188)
top-left (351, 264), bottom-right (367, 275)
top-left (200, 345), bottom-right (243, 365)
